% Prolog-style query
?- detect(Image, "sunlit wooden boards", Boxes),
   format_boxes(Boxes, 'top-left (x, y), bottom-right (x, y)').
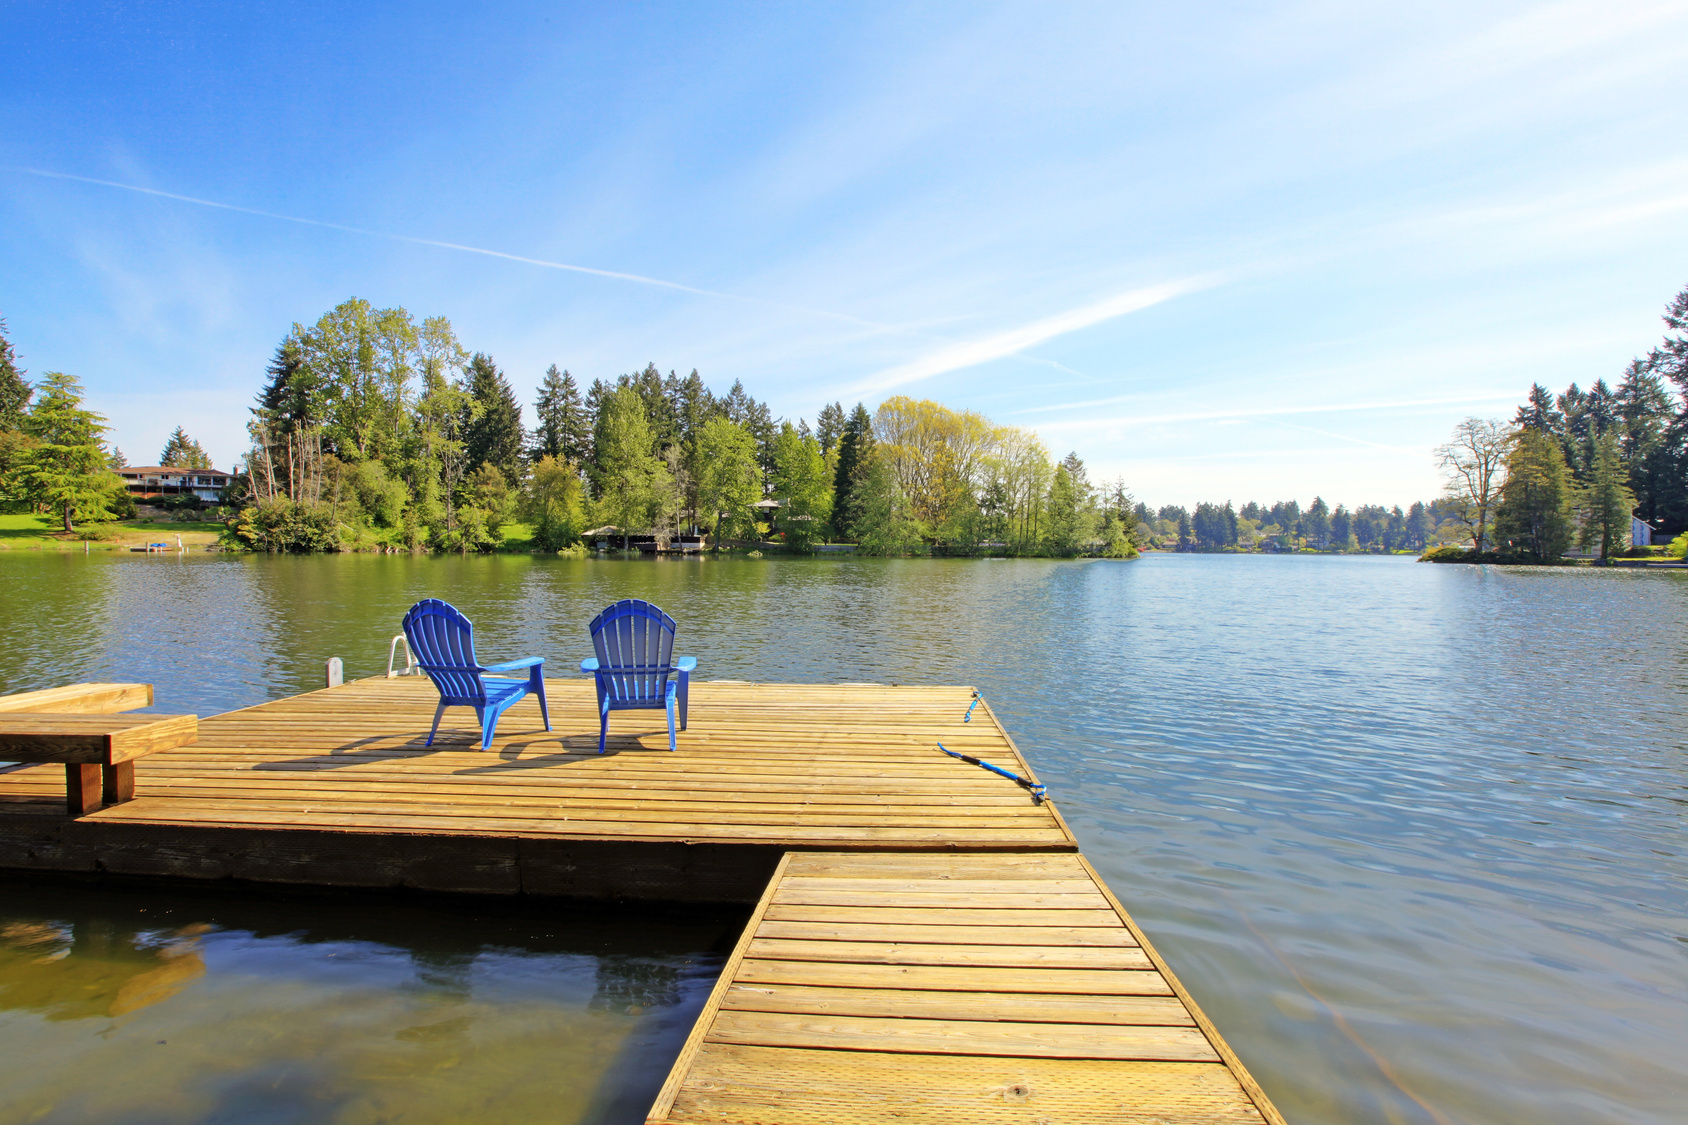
top-left (0, 678), bottom-right (1071, 896)
top-left (0, 682), bottom-right (153, 714)
top-left (0, 711), bottom-right (196, 814)
top-left (647, 852), bottom-right (1283, 1125)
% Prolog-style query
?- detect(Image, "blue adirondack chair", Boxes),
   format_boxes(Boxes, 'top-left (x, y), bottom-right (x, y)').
top-left (402, 598), bottom-right (551, 750)
top-left (580, 599), bottom-right (696, 753)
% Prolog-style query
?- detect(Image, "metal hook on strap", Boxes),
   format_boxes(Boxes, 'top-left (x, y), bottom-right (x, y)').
top-left (964, 689), bottom-right (982, 722)
top-left (937, 742), bottom-right (1047, 804)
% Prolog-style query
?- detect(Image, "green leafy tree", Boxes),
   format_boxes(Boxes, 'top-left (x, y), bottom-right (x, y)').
top-left (1579, 432), bottom-right (1636, 559)
top-left (294, 298), bottom-right (419, 461)
top-left (159, 426), bottom-right (213, 469)
top-left (770, 422), bottom-right (833, 552)
top-left (593, 384), bottom-right (667, 542)
top-left (1494, 428), bottom-right (1574, 562)
top-left (22, 372), bottom-right (123, 531)
top-left (854, 450), bottom-right (922, 555)
top-left (694, 416), bottom-right (762, 537)
top-left (524, 455), bottom-right (586, 551)
top-left (1045, 465), bottom-right (1088, 556)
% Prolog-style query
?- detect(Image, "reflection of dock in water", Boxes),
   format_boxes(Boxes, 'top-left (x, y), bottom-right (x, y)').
top-left (0, 677), bottom-right (1284, 1123)
top-left (0, 918), bottom-right (207, 1019)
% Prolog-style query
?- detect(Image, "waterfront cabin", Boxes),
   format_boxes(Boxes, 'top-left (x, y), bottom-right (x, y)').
top-left (119, 466), bottom-right (233, 503)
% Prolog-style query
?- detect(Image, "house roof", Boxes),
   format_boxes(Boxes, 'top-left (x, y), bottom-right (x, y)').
top-left (120, 466), bottom-right (233, 476)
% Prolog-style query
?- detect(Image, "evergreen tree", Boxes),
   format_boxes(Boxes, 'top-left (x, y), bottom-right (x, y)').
top-left (530, 365), bottom-right (589, 465)
top-left (159, 426), bottom-right (213, 469)
top-left (1304, 496), bottom-right (1331, 549)
top-left (1494, 429), bottom-right (1574, 561)
top-left (816, 402), bottom-right (846, 455)
top-left (1579, 432), bottom-right (1636, 559)
top-left (257, 339), bottom-right (313, 428)
top-left (830, 403), bottom-right (874, 540)
top-left (1514, 383), bottom-right (1561, 431)
top-left (22, 372), bottom-right (122, 532)
top-left (0, 316), bottom-right (31, 431)
top-left (1614, 358), bottom-right (1676, 527)
top-left (462, 353), bottom-right (525, 483)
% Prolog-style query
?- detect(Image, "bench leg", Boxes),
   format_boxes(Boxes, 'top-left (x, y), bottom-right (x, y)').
top-left (66, 764), bottom-right (102, 816)
top-left (103, 761), bottom-right (135, 805)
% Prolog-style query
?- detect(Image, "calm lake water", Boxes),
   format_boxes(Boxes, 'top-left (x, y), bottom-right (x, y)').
top-left (0, 552), bottom-right (1684, 1125)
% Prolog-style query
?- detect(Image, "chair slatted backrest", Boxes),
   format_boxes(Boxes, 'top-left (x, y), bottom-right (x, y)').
top-left (402, 599), bottom-right (486, 704)
top-left (590, 599), bottom-right (677, 704)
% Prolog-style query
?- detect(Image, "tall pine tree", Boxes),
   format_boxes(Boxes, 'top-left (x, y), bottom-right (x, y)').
top-left (530, 364), bottom-right (588, 465)
top-left (159, 426), bottom-right (213, 469)
top-left (462, 353), bottom-right (525, 483)
top-left (0, 316), bottom-right (30, 431)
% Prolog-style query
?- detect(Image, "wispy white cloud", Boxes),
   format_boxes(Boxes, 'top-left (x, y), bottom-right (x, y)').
top-left (11, 167), bottom-right (913, 334)
top-left (1030, 391), bottom-right (1520, 433)
top-left (845, 276), bottom-right (1214, 395)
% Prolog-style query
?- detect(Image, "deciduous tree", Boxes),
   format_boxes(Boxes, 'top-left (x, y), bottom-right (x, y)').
top-left (1436, 417), bottom-right (1511, 552)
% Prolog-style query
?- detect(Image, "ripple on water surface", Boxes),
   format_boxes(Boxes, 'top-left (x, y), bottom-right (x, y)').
top-left (0, 551), bottom-right (1684, 1125)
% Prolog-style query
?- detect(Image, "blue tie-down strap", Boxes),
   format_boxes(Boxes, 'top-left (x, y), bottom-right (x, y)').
top-left (937, 742), bottom-right (1048, 804)
top-left (964, 690), bottom-right (981, 723)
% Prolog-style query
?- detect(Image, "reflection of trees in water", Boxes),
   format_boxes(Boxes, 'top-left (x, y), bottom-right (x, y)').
top-left (0, 917), bottom-right (209, 1019)
top-left (405, 949), bottom-right (475, 1001)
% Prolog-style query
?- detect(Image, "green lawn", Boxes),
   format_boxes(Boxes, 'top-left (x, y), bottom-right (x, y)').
top-left (0, 513), bottom-right (228, 550)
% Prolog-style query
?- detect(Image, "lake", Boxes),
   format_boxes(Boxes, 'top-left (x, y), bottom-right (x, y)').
top-left (0, 552), bottom-right (1683, 1124)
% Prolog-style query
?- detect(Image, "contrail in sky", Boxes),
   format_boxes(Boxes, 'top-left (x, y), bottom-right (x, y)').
top-left (14, 166), bottom-right (894, 331)
top-left (847, 277), bottom-right (1214, 395)
top-left (19, 166), bottom-right (1210, 386)
top-left (1030, 391), bottom-right (1520, 430)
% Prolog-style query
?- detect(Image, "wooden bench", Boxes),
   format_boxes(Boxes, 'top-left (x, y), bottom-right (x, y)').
top-left (0, 714), bottom-right (198, 814)
top-left (0, 683), bottom-right (154, 715)
top-left (0, 683), bottom-right (195, 814)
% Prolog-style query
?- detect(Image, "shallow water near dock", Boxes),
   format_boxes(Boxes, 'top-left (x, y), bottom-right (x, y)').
top-left (0, 552), bottom-right (1684, 1124)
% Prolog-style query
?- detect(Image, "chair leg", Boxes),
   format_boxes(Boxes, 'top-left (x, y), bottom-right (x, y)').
top-left (678, 670), bottom-right (689, 731)
top-left (666, 690), bottom-right (677, 752)
top-left (533, 667), bottom-right (551, 732)
top-left (426, 701), bottom-right (448, 747)
top-left (599, 698), bottom-right (610, 754)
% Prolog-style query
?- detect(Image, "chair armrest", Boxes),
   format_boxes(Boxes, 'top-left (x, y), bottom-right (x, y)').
top-left (674, 656), bottom-right (697, 672)
top-left (579, 658), bottom-right (600, 673)
top-left (484, 657), bottom-right (544, 673)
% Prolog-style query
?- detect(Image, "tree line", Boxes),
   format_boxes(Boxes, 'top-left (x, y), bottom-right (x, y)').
top-left (1430, 283), bottom-right (1688, 562)
top-left (1137, 498), bottom-right (1453, 553)
top-left (177, 297), bottom-right (1144, 555)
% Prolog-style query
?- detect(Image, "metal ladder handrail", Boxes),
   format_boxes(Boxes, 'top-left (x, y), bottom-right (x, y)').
top-left (387, 634), bottom-right (419, 678)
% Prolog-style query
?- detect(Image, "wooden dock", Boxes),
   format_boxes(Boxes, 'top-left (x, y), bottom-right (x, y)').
top-left (0, 677), bottom-right (1284, 1123)
top-left (648, 851), bottom-right (1280, 1124)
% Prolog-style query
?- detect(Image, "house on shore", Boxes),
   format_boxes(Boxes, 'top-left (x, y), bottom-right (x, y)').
top-left (118, 467), bottom-right (234, 503)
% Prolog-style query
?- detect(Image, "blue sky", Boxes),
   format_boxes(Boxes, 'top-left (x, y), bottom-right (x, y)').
top-left (4, 1), bottom-right (1687, 506)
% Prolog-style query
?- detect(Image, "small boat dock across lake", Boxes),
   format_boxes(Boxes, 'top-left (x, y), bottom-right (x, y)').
top-left (0, 677), bottom-right (1283, 1124)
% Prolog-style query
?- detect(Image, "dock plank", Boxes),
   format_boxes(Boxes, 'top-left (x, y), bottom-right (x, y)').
top-left (0, 678), bottom-right (1073, 861)
top-left (649, 851), bottom-right (1279, 1124)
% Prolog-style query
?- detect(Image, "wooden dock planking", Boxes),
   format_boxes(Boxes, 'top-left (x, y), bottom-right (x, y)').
top-left (0, 678), bottom-right (1286, 1122)
top-left (0, 677), bottom-right (1073, 897)
top-left (648, 851), bottom-right (1285, 1125)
